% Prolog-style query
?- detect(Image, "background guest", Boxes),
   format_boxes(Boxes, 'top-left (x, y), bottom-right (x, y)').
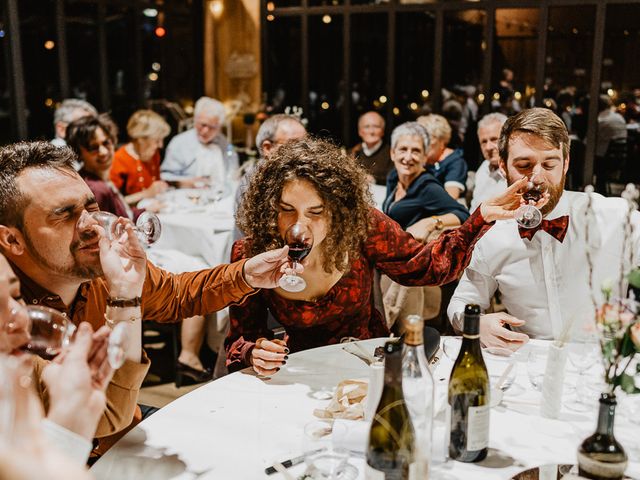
top-left (111, 109), bottom-right (170, 206)
top-left (470, 113), bottom-right (508, 212)
top-left (417, 113), bottom-right (468, 200)
top-left (349, 111), bottom-right (392, 185)
top-left (161, 96), bottom-right (239, 187)
top-left (51, 98), bottom-right (97, 148)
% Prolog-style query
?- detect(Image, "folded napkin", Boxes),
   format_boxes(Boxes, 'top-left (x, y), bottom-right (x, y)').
top-left (313, 380), bottom-right (368, 420)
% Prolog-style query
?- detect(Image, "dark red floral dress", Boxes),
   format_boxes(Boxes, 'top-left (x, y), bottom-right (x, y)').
top-left (225, 207), bottom-right (489, 371)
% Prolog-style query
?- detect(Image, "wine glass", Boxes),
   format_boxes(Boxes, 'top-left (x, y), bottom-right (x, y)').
top-left (76, 210), bottom-right (161, 246)
top-left (19, 306), bottom-right (76, 359)
top-left (515, 174), bottom-right (544, 229)
top-left (302, 421), bottom-right (350, 479)
top-left (19, 305), bottom-right (128, 369)
top-left (483, 348), bottom-right (518, 393)
top-left (278, 223), bottom-right (313, 293)
top-left (526, 347), bottom-right (547, 391)
top-left (565, 336), bottom-right (600, 412)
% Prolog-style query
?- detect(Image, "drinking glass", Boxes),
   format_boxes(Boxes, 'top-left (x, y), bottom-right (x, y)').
top-left (565, 337), bottom-right (600, 412)
top-left (76, 210), bottom-right (161, 246)
top-left (515, 174), bottom-right (544, 229)
top-left (278, 223), bottom-right (313, 293)
top-left (442, 336), bottom-right (461, 361)
top-left (19, 305), bottom-right (128, 369)
top-left (303, 421), bottom-right (350, 479)
top-left (526, 347), bottom-right (547, 391)
top-left (483, 348), bottom-right (518, 392)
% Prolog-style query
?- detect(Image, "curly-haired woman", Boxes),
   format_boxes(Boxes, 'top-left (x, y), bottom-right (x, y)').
top-left (226, 137), bottom-right (544, 376)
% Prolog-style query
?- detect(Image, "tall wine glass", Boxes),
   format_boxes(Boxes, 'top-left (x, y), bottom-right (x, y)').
top-left (515, 174), bottom-right (544, 229)
top-left (278, 223), bottom-right (313, 293)
top-left (565, 336), bottom-right (600, 412)
top-left (76, 210), bottom-right (161, 246)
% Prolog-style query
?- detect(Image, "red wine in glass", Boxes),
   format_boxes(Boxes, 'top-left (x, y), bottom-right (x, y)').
top-left (515, 176), bottom-right (544, 229)
top-left (279, 223), bottom-right (314, 293)
top-left (19, 306), bottom-right (76, 360)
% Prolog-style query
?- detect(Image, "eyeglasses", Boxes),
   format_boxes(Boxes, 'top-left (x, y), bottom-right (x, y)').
top-left (85, 138), bottom-right (113, 153)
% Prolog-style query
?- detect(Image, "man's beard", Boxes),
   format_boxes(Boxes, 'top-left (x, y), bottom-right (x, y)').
top-left (23, 229), bottom-right (103, 280)
top-left (505, 171), bottom-right (566, 216)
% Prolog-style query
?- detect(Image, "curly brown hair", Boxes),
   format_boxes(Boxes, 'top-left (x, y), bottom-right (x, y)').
top-left (237, 137), bottom-right (373, 273)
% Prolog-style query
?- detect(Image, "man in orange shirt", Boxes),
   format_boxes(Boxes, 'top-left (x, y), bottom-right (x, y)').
top-left (0, 141), bottom-right (296, 452)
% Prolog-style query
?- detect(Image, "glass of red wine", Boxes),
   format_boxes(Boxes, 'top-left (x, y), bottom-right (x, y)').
top-left (76, 210), bottom-right (162, 246)
top-left (514, 174), bottom-right (544, 229)
top-left (19, 305), bottom-right (129, 368)
top-left (278, 223), bottom-right (313, 293)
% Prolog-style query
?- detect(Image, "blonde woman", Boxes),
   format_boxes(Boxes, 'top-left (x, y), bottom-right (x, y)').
top-left (111, 109), bottom-right (171, 205)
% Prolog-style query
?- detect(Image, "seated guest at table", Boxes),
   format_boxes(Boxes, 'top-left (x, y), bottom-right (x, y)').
top-left (349, 111), bottom-right (392, 185)
top-left (66, 114), bottom-right (149, 221)
top-left (418, 113), bottom-right (468, 200)
top-left (0, 257), bottom-right (115, 467)
top-left (51, 98), bottom-right (97, 149)
top-left (383, 121), bottom-right (469, 239)
top-left (0, 141), bottom-right (304, 452)
top-left (448, 108), bottom-right (640, 353)
top-left (381, 121), bottom-right (469, 328)
top-left (226, 137), bottom-right (545, 376)
top-left (161, 96), bottom-right (239, 188)
top-left (110, 109), bottom-right (170, 206)
top-left (469, 113), bottom-right (508, 212)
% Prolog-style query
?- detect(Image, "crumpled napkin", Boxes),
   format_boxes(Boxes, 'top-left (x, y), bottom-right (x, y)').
top-left (313, 380), bottom-right (368, 420)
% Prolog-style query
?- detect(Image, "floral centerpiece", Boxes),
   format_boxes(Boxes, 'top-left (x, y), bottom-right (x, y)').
top-left (578, 183), bottom-right (640, 480)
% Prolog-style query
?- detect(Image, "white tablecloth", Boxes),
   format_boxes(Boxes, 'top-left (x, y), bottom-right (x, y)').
top-left (91, 338), bottom-right (639, 479)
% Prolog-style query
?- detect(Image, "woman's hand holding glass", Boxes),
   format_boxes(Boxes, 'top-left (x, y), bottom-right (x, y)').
top-left (480, 176), bottom-right (550, 223)
top-left (250, 337), bottom-right (289, 376)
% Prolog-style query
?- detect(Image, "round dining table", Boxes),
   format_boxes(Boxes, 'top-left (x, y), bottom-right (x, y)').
top-left (91, 338), bottom-right (639, 479)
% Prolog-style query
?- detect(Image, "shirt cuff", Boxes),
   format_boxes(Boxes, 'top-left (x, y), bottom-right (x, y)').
top-left (110, 350), bottom-right (151, 389)
top-left (41, 419), bottom-right (93, 466)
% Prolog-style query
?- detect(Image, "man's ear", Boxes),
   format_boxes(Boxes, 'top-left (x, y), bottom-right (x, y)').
top-left (261, 140), bottom-right (273, 157)
top-left (563, 153), bottom-right (571, 176)
top-left (0, 226), bottom-right (26, 256)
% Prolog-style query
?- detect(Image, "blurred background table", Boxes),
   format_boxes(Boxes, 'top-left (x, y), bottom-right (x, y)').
top-left (91, 338), bottom-right (640, 479)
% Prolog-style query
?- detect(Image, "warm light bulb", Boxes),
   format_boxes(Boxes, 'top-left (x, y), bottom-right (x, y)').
top-left (379, 95), bottom-right (387, 104)
top-left (322, 15), bottom-right (332, 24)
top-left (210, 0), bottom-right (224, 19)
top-left (44, 40), bottom-right (55, 50)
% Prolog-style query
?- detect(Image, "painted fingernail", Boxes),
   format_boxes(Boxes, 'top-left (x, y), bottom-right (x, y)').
top-left (284, 348), bottom-right (290, 354)
top-left (276, 367), bottom-right (281, 372)
top-left (284, 355), bottom-right (289, 360)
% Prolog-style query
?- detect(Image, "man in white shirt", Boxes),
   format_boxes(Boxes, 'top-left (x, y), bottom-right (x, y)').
top-left (161, 97), bottom-right (239, 187)
top-left (448, 108), bottom-right (640, 352)
top-left (469, 113), bottom-right (508, 212)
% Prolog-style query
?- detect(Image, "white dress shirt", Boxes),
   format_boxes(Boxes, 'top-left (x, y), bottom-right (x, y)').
top-left (448, 190), bottom-right (640, 339)
top-left (161, 129), bottom-right (239, 183)
top-left (469, 160), bottom-right (507, 212)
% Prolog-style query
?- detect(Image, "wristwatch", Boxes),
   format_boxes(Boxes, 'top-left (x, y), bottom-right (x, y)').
top-left (106, 296), bottom-right (142, 308)
top-left (431, 216), bottom-right (444, 230)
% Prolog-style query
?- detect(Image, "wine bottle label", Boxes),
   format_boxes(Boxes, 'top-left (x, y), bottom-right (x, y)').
top-left (466, 405), bottom-right (490, 451)
top-left (365, 463), bottom-right (386, 480)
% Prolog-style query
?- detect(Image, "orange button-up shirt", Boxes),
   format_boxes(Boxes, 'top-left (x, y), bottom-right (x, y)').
top-left (111, 146), bottom-right (162, 195)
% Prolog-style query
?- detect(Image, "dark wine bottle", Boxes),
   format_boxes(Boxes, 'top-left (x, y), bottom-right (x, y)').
top-left (366, 340), bottom-right (416, 480)
top-left (448, 304), bottom-right (490, 463)
top-left (577, 393), bottom-right (628, 480)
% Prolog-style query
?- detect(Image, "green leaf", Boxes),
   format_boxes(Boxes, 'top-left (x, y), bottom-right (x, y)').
top-left (614, 372), bottom-right (640, 394)
top-left (628, 269), bottom-right (640, 289)
top-left (620, 328), bottom-right (640, 357)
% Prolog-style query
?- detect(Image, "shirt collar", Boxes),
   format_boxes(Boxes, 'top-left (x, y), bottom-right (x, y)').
top-left (544, 190), bottom-right (569, 220)
top-left (9, 260), bottom-right (90, 315)
top-left (362, 140), bottom-right (383, 156)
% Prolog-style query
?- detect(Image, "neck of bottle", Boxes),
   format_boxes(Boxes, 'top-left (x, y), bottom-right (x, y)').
top-left (384, 352), bottom-right (403, 387)
top-left (595, 395), bottom-right (617, 436)
top-left (461, 313), bottom-right (482, 355)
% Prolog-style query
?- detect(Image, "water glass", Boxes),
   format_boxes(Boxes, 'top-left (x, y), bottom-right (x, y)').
top-left (303, 421), bottom-right (349, 479)
top-left (483, 348), bottom-right (518, 392)
top-left (526, 347), bottom-right (547, 391)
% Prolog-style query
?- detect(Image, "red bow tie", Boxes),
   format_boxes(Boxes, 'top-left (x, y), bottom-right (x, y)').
top-left (519, 215), bottom-right (569, 242)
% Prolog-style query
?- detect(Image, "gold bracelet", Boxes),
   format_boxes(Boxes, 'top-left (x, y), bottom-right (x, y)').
top-left (431, 216), bottom-right (444, 230)
top-left (104, 313), bottom-right (141, 329)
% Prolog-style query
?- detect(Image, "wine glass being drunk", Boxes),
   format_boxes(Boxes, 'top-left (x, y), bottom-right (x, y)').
top-left (76, 210), bottom-right (161, 246)
top-left (278, 223), bottom-right (313, 293)
top-left (515, 174), bottom-right (544, 229)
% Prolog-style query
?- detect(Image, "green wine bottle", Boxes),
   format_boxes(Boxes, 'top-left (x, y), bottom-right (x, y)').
top-left (366, 340), bottom-right (416, 480)
top-left (448, 304), bottom-right (490, 463)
